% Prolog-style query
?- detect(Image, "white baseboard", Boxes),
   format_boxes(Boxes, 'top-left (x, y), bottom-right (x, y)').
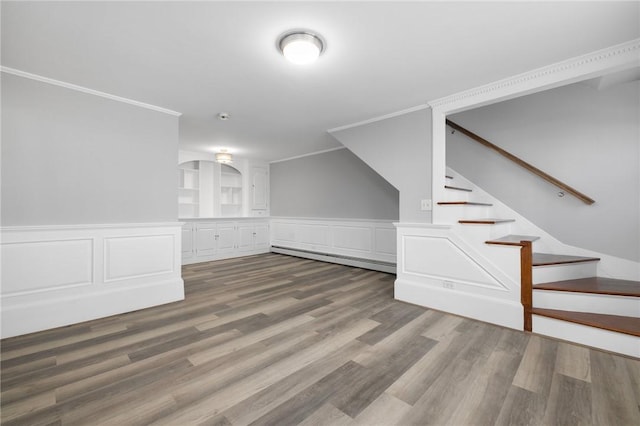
top-left (1, 222), bottom-right (185, 338)
top-left (394, 278), bottom-right (522, 330)
top-left (1, 277), bottom-right (184, 338)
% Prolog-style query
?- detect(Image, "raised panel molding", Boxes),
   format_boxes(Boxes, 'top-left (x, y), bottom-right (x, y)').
top-left (332, 226), bottom-right (372, 253)
top-left (402, 235), bottom-right (505, 290)
top-left (394, 223), bottom-right (521, 330)
top-left (270, 217), bottom-right (396, 264)
top-left (1, 238), bottom-right (93, 295)
top-left (1, 223), bottom-right (184, 338)
top-left (104, 235), bottom-right (175, 282)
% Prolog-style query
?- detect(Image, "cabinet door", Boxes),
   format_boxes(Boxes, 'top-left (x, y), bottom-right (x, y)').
top-left (195, 224), bottom-right (217, 256)
top-left (181, 224), bottom-right (194, 259)
top-left (251, 167), bottom-right (268, 210)
top-left (216, 223), bottom-right (236, 254)
top-left (253, 224), bottom-right (270, 248)
top-left (237, 224), bottom-right (256, 251)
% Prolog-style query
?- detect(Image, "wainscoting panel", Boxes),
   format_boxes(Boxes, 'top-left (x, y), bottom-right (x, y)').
top-left (332, 225), bottom-right (372, 253)
top-left (395, 223), bottom-right (521, 330)
top-left (105, 234), bottom-right (175, 282)
top-left (1, 238), bottom-right (93, 295)
top-left (403, 235), bottom-right (502, 289)
top-left (1, 223), bottom-right (184, 338)
top-left (270, 217), bottom-right (396, 266)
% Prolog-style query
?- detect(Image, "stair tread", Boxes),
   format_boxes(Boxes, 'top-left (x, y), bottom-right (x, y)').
top-left (533, 277), bottom-right (640, 297)
top-left (532, 253), bottom-right (601, 266)
top-left (459, 218), bottom-right (515, 224)
top-left (532, 308), bottom-right (640, 337)
top-left (486, 235), bottom-right (540, 246)
top-left (444, 185), bottom-right (473, 192)
top-left (438, 201), bottom-right (492, 206)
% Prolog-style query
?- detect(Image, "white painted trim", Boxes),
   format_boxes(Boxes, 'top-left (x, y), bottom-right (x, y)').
top-left (395, 278), bottom-right (522, 331)
top-left (327, 104), bottom-right (430, 134)
top-left (392, 222), bottom-right (451, 230)
top-left (1, 223), bottom-right (185, 338)
top-left (269, 146), bottom-right (347, 164)
top-left (1, 222), bottom-right (184, 232)
top-left (273, 216), bottom-right (394, 224)
top-left (427, 38), bottom-right (640, 112)
top-left (270, 217), bottom-right (397, 264)
top-left (1, 66), bottom-right (182, 117)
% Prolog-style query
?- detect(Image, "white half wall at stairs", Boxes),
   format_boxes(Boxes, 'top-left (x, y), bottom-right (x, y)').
top-left (1, 223), bottom-right (185, 338)
top-left (395, 223), bottom-right (523, 331)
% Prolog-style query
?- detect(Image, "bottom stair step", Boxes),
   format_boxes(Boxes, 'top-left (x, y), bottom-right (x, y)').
top-left (532, 308), bottom-right (640, 337)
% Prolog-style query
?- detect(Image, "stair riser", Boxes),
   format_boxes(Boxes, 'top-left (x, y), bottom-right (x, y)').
top-left (532, 315), bottom-right (640, 358)
top-left (442, 205), bottom-right (494, 220)
top-left (533, 262), bottom-right (598, 284)
top-left (533, 291), bottom-right (640, 317)
top-left (442, 190), bottom-right (470, 202)
top-left (454, 223), bottom-right (514, 245)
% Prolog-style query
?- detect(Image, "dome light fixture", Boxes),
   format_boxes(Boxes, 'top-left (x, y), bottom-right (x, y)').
top-left (278, 31), bottom-right (325, 65)
top-left (215, 149), bottom-right (233, 164)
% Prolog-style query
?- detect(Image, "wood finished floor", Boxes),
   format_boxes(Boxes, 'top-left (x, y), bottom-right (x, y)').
top-left (1, 253), bottom-right (639, 426)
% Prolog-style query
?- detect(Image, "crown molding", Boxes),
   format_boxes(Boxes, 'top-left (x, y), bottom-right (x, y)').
top-left (327, 104), bottom-right (429, 134)
top-left (428, 38), bottom-right (640, 113)
top-left (270, 146), bottom-right (347, 164)
top-left (1, 66), bottom-right (182, 117)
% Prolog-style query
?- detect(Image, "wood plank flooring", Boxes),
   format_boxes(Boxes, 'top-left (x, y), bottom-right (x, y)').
top-left (1, 253), bottom-right (639, 425)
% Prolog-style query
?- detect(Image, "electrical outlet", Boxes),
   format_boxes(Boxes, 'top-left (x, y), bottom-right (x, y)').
top-left (420, 199), bottom-right (432, 211)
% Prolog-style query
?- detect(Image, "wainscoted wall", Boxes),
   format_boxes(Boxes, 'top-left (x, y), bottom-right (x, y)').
top-left (1, 223), bottom-right (184, 338)
top-left (270, 217), bottom-right (396, 272)
top-left (394, 223), bottom-right (523, 330)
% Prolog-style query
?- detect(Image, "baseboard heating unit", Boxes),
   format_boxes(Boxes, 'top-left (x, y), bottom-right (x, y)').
top-left (270, 246), bottom-right (396, 274)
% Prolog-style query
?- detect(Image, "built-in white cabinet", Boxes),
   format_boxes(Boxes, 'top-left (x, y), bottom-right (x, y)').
top-left (220, 164), bottom-right (243, 217)
top-left (251, 167), bottom-right (269, 211)
top-left (178, 161), bottom-right (200, 218)
top-left (194, 222), bottom-right (236, 256)
top-left (238, 222), bottom-right (269, 252)
top-left (182, 219), bottom-right (270, 264)
top-left (179, 152), bottom-right (269, 219)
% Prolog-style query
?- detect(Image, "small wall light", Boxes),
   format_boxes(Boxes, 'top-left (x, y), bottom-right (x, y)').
top-left (278, 31), bottom-right (325, 65)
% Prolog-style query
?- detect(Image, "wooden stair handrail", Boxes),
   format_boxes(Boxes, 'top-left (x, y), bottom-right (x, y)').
top-left (519, 240), bottom-right (533, 332)
top-left (446, 119), bottom-right (595, 205)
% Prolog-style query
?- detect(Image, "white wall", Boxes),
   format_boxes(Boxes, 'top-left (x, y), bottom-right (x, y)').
top-left (330, 109), bottom-right (431, 223)
top-left (2, 73), bottom-right (179, 225)
top-left (1, 71), bottom-right (184, 338)
top-left (447, 80), bottom-right (640, 261)
top-left (270, 148), bottom-right (399, 220)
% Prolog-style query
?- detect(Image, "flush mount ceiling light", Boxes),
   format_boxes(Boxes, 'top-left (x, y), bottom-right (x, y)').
top-left (215, 149), bottom-right (233, 164)
top-left (278, 31), bottom-right (325, 65)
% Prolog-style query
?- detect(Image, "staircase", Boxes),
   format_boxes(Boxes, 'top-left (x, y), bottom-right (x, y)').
top-left (441, 173), bottom-right (640, 357)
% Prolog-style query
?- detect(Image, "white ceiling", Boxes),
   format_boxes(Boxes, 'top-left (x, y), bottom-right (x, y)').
top-left (2, 1), bottom-right (639, 162)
